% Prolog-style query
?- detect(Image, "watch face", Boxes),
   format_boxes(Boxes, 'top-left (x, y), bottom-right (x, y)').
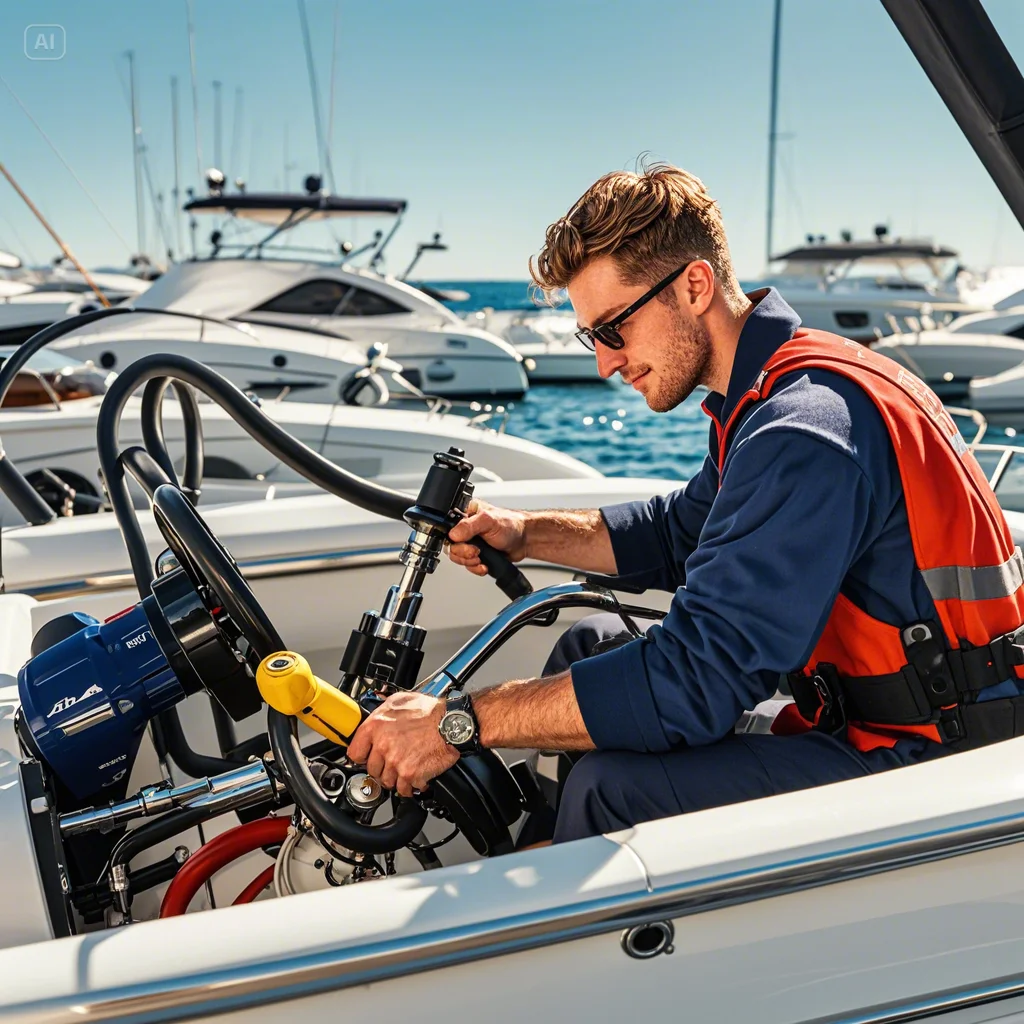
top-left (441, 710), bottom-right (475, 746)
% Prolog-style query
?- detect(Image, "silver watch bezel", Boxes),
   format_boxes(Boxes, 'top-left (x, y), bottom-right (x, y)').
top-left (439, 708), bottom-right (476, 747)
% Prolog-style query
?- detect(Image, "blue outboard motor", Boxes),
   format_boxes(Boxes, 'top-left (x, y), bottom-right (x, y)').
top-left (17, 567), bottom-right (261, 803)
top-left (18, 605), bottom-right (185, 799)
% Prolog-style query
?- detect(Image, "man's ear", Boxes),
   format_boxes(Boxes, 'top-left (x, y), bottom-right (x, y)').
top-left (684, 260), bottom-right (715, 315)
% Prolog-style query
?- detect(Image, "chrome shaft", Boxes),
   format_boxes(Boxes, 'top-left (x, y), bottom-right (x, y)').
top-left (58, 760), bottom-right (280, 836)
top-left (416, 581), bottom-right (623, 697)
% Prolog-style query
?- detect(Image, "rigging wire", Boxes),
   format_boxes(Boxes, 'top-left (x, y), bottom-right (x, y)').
top-left (0, 75), bottom-right (133, 256)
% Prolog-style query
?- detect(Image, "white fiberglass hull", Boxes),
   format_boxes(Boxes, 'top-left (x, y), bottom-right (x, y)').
top-left (515, 341), bottom-right (609, 383)
top-left (969, 362), bottom-right (1024, 427)
top-left (764, 287), bottom-right (983, 342)
top-left (874, 330), bottom-right (1024, 390)
top-left (0, 394), bottom-right (598, 523)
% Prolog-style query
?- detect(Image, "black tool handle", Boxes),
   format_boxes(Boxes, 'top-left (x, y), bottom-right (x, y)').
top-left (476, 539), bottom-right (532, 601)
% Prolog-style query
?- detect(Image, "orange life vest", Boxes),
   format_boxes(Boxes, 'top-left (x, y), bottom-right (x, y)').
top-left (710, 328), bottom-right (1024, 753)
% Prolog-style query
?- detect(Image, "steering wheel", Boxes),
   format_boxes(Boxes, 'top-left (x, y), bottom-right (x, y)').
top-left (149, 484), bottom-right (429, 853)
top-left (152, 485), bottom-right (281, 658)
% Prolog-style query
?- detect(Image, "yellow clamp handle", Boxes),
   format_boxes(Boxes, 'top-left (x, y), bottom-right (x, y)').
top-left (256, 651), bottom-right (364, 746)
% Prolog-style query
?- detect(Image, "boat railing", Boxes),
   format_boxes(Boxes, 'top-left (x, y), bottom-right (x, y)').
top-left (949, 406), bottom-right (1024, 513)
top-left (947, 405), bottom-right (988, 446)
top-left (387, 371), bottom-right (510, 433)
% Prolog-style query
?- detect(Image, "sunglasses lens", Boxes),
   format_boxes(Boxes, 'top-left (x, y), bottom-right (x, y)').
top-left (595, 326), bottom-right (624, 350)
top-left (576, 331), bottom-right (596, 351)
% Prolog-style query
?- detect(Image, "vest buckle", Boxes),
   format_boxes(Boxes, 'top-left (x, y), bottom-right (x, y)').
top-left (811, 664), bottom-right (847, 736)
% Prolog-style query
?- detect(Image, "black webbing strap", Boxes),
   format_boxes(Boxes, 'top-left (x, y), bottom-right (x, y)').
top-left (788, 621), bottom-right (1024, 740)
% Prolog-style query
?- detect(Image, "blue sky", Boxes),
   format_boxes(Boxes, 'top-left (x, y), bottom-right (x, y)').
top-left (1, 0), bottom-right (1024, 280)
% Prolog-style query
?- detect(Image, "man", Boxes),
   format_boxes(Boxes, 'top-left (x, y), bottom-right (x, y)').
top-left (348, 163), bottom-right (1024, 843)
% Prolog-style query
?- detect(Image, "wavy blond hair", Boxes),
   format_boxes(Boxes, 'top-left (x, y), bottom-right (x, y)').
top-left (530, 163), bottom-right (742, 307)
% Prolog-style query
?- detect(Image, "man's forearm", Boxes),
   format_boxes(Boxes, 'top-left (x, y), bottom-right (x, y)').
top-left (473, 670), bottom-right (595, 750)
top-left (521, 509), bottom-right (617, 574)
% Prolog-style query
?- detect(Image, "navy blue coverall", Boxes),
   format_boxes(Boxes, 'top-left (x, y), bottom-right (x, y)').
top-left (552, 288), bottom-right (958, 843)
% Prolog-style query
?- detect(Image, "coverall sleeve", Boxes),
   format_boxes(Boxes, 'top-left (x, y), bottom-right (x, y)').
top-left (599, 453), bottom-right (719, 591)
top-left (572, 430), bottom-right (881, 752)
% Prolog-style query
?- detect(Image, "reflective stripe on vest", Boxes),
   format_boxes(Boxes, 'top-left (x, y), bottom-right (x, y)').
top-left (712, 328), bottom-right (1024, 752)
top-left (920, 547), bottom-right (1024, 604)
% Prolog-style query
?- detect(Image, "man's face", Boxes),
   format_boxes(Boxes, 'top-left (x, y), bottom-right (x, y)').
top-left (568, 255), bottom-right (712, 413)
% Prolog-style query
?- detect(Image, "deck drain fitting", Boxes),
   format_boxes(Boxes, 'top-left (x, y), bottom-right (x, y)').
top-left (621, 920), bottom-right (675, 959)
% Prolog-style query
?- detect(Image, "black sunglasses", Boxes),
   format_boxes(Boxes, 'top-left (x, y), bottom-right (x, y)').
top-left (575, 262), bottom-right (693, 351)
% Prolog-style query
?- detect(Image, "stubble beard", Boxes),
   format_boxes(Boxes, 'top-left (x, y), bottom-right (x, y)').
top-left (643, 311), bottom-right (713, 413)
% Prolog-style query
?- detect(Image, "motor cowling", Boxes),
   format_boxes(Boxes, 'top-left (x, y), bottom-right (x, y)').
top-left (18, 567), bottom-right (262, 802)
top-left (18, 604), bottom-right (186, 800)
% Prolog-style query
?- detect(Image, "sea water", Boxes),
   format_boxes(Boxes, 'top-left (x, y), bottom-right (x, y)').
top-left (427, 280), bottom-right (709, 481)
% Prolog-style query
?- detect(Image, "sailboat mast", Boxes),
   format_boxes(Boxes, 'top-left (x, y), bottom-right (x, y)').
top-left (213, 79), bottom-right (223, 172)
top-left (171, 76), bottom-right (183, 258)
top-left (765, 0), bottom-right (782, 264)
top-left (127, 50), bottom-right (145, 258)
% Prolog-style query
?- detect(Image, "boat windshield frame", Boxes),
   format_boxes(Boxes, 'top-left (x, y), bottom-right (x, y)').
top-left (183, 192), bottom-right (407, 269)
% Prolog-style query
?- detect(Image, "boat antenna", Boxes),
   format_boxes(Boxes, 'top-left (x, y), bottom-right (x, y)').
top-left (765, 0), bottom-right (783, 264)
top-left (171, 76), bottom-right (184, 257)
top-left (212, 80), bottom-right (223, 173)
top-left (297, 0), bottom-right (338, 193)
top-left (126, 50), bottom-right (146, 259)
top-left (0, 75), bottom-right (133, 256)
top-left (186, 0), bottom-right (204, 183)
top-left (0, 162), bottom-right (111, 306)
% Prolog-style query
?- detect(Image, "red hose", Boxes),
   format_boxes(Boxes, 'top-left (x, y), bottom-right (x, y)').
top-left (160, 816), bottom-right (290, 918)
top-left (232, 864), bottom-right (276, 905)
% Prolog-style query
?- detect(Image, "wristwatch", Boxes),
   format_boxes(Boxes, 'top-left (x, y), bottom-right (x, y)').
top-left (438, 690), bottom-right (481, 755)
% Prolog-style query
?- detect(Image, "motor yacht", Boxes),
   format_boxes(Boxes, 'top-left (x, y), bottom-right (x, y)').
top-left (0, 257), bottom-right (151, 347)
top-left (754, 233), bottom-right (983, 341)
top-left (42, 190), bottom-right (528, 402)
top-left (873, 324), bottom-right (1024, 397)
top-left (469, 307), bottom-right (609, 384)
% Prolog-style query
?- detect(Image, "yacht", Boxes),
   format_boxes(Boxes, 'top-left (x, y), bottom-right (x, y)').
top-left (872, 323), bottom-right (1024, 397)
top-left (0, 256), bottom-right (151, 346)
top-left (43, 190), bottom-right (527, 402)
top-left (469, 307), bottom-right (609, 384)
top-left (755, 233), bottom-right (983, 341)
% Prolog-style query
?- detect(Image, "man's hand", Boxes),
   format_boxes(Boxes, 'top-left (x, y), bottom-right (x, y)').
top-left (346, 692), bottom-right (458, 797)
top-left (447, 499), bottom-right (528, 576)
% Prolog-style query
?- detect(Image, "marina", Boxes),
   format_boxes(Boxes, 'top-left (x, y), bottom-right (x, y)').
top-left (7, 1), bottom-right (1024, 1023)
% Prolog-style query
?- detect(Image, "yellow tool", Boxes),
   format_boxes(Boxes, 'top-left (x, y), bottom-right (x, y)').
top-left (256, 651), bottom-right (364, 746)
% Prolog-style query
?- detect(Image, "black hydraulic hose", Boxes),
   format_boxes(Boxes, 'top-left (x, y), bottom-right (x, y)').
top-left (98, 353), bottom-right (414, 594)
top-left (108, 802), bottom-right (214, 876)
top-left (267, 709), bottom-right (427, 853)
top-left (156, 704), bottom-right (241, 778)
top-left (119, 446), bottom-right (174, 500)
top-left (0, 304), bottom-right (285, 530)
top-left (0, 454), bottom-right (53, 525)
top-left (98, 353), bottom-right (531, 600)
top-left (141, 377), bottom-right (204, 503)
